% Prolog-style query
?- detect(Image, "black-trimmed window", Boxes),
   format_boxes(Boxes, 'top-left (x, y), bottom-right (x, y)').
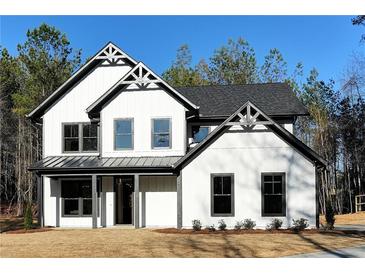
top-left (192, 126), bottom-right (210, 143)
top-left (211, 174), bottom-right (234, 216)
top-left (61, 179), bottom-right (100, 217)
top-left (261, 173), bottom-right (286, 216)
top-left (63, 123), bottom-right (98, 153)
top-left (152, 118), bottom-right (171, 149)
top-left (114, 119), bottom-right (133, 150)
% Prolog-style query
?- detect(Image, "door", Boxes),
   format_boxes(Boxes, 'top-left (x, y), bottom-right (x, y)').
top-left (115, 176), bottom-right (134, 224)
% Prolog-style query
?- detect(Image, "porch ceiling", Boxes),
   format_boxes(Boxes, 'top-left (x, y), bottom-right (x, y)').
top-left (28, 155), bottom-right (182, 173)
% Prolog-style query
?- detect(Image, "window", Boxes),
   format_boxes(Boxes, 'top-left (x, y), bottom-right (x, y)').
top-left (211, 174), bottom-right (234, 216)
top-left (114, 119), bottom-right (133, 150)
top-left (192, 126), bottom-right (210, 143)
top-left (61, 179), bottom-right (100, 217)
top-left (152, 118), bottom-right (171, 148)
top-left (261, 173), bottom-right (286, 216)
top-left (63, 123), bottom-right (98, 153)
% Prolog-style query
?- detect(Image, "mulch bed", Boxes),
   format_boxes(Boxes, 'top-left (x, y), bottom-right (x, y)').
top-left (154, 228), bottom-right (365, 236)
top-left (3, 227), bottom-right (53, 234)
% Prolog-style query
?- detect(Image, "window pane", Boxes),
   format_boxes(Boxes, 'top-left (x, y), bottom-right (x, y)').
top-left (153, 133), bottom-right (170, 148)
top-left (264, 195), bottom-right (283, 214)
top-left (222, 177), bottom-right (231, 194)
top-left (273, 182), bottom-right (283, 194)
top-left (214, 196), bottom-right (231, 214)
top-left (115, 135), bottom-right (132, 149)
top-left (264, 175), bottom-right (273, 182)
top-left (154, 119), bottom-right (169, 133)
top-left (80, 181), bottom-right (92, 198)
top-left (83, 124), bottom-right (97, 138)
top-left (61, 182), bottom-right (79, 198)
top-left (193, 126), bottom-right (209, 143)
top-left (83, 137), bottom-right (97, 151)
top-left (264, 182), bottom-right (272, 194)
top-left (83, 199), bottom-right (92, 215)
top-left (115, 120), bottom-right (132, 134)
top-left (64, 199), bottom-right (79, 215)
top-left (274, 175), bottom-right (282, 182)
top-left (64, 124), bottom-right (79, 138)
top-left (64, 139), bottom-right (79, 151)
top-left (213, 177), bottom-right (222, 194)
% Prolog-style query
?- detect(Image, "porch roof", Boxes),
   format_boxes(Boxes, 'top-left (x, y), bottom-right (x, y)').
top-left (29, 155), bottom-right (182, 174)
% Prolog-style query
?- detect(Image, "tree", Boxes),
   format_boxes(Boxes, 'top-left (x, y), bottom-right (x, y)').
top-left (259, 48), bottom-right (288, 83)
top-left (352, 15), bottom-right (365, 42)
top-left (162, 44), bottom-right (206, 87)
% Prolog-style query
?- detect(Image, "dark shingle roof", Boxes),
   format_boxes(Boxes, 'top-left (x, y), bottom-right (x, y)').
top-left (176, 83), bottom-right (308, 117)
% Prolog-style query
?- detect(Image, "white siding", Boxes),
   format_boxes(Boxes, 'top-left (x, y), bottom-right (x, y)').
top-left (181, 127), bottom-right (316, 229)
top-left (139, 176), bottom-right (177, 227)
top-left (43, 63), bottom-right (132, 157)
top-left (101, 89), bottom-right (186, 157)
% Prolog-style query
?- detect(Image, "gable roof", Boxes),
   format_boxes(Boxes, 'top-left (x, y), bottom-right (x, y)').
top-left (87, 62), bottom-right (199, 118)
top-left (176, 83), bottom-right (309, 117)
top-left (173, 100), bottom-right (326, 169)
top-left (26, 42), bottom-right (138, 121)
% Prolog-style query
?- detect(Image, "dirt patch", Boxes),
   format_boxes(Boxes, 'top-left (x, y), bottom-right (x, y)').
top-left (4, 227), bottom-right (53, 234)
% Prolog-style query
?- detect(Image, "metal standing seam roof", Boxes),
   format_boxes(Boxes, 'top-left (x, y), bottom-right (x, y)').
top-left (29, 156), bottom-right (182, 171)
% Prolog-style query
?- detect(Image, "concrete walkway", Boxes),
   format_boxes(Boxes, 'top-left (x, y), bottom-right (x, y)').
top-left (334, 224), bottom-right (365, 231)
top-left (287, 244), bottom-right (365, 258)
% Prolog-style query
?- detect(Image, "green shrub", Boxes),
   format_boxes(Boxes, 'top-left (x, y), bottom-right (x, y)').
top-left (291, 218), bottom-right (309, 232)
top-left (24, 204), bottom-right (33, 230)
top-left (243, 218), bottom-right (256, 229)
top-left (325, 202), bottom-right (335, 230)
top-left (234, 220), bottom-right (244, 230)
top-left (206, 224), bottom-right (216, 232)
top-left (218, 219), bottom-right (227, 230)
top-left (266, 218), bottom-right (283, 230)
top-left (192, 219), bottom-right (202, 231)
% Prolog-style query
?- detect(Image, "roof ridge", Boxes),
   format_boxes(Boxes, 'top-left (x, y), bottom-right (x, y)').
top-left (174, 82), bottom-right (287, 89)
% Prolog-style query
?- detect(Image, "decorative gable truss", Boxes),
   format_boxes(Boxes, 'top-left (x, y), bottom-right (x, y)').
top-left (95, 43), bottom-right (136, 66)
top-left (86, 62), bottom-right (199, 118)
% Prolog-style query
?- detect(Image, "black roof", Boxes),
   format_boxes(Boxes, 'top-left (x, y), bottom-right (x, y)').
top-left (176, 83), bottom-right (308, 117)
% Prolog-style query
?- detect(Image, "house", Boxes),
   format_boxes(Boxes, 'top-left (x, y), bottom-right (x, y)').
top-left (28, 42), bottom-right (326, 229)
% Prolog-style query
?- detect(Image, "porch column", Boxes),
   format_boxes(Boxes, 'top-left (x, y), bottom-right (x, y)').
top-left (92, 175), bottom-right (97, 229)
top-left (177, 173), bottom-right (182, 229)
top-left (36, 174), bottom-right (44, 227)
top-left (134, 174), bottom-right (140, 228)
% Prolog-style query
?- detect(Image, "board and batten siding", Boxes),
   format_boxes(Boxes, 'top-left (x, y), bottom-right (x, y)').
top-left (42, 63), bottom-right (132, 157)
top-left (101, 89), bottom-right (187, 157)
top-left (181, 126), bottom-right (316, 228)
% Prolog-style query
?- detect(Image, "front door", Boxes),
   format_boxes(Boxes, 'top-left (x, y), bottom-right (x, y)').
top-left (115, 176), bottom-right (134, 224)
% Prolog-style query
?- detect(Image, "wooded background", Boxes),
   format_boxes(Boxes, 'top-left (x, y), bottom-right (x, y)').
top-left (1, 17), bottom-right (364, 216)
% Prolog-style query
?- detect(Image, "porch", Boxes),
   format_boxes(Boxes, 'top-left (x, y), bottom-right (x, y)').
top-left (30, 156), bottom-right (183, 229)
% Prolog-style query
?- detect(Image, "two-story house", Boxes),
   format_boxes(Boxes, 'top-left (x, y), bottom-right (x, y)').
top-left (28, 42), bottom-right (326, 229)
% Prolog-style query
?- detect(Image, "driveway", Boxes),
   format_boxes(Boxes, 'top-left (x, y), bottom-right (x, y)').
top-left (287, 244), bottom-right (365, 258)
top-left (335, 224), bottom-right (365, 231)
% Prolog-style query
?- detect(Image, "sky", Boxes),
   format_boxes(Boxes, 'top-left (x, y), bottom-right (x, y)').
top-left (1, 16), bottom-right (364, 87)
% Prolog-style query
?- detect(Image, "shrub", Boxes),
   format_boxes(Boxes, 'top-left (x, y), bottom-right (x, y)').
top-left (192, 219), bottom-right (202, 231)
top-left (218, 219), bottom-right (227, 230)
top-left (266, 218), bottom-right (283, 230)
top-left (325, 202), bottom-right (336, 230)
top-left (291, 218), bottom-right (309, 232)
top-left (243, 218), bottom-right (256, 230)
top-left (24, 204), bottom-right (33, 230)
top-left (234, 220), bottom-right (244, 230)
top-left (206, 224), bottom-right (216, 232)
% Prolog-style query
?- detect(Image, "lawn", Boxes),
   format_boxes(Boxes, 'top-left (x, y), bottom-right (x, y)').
top-left (1, 228), bottom-right (364, 258)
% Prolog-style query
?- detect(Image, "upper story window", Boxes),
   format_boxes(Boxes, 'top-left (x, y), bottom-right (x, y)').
top-left (63, 123), bottom-right (98, 153)
top-left (261, 173), bottom-right (286, 217)
top-left (152, 118), bottom-right (171, 149)
top-left (211, 174), bottom-right (234, 216)
top-left (192, 126), bottom-right (210, 143)
top-left (114, 119), bottom-right (134, 150)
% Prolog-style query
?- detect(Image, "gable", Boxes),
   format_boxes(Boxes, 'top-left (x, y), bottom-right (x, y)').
top-left (27, 42), bottom-right (137, 121)
top-left (86, 62), bottom-right (199, 119)
top-left (174, 101), bottom-right (326, 169)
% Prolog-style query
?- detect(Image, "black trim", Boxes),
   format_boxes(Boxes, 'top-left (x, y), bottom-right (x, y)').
top-left (261, 172), bottom-right (286, 217)
top-left (210, 173), bottom-right (235, 217)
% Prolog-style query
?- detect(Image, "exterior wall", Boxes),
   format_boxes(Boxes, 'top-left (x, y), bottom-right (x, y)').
top-left (101, 89), bottom-right (187, 157)
top-left (43, 63), bottom-right (132, 157)
top-left (139, 176), bottom-right (177, 227)
top-left (181, 126), bottom-right (316, 229)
